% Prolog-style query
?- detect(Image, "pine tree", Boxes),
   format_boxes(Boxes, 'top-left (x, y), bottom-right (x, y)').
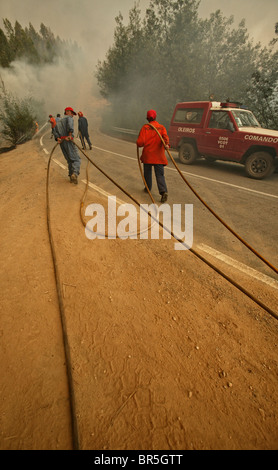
top-left (0, 29), bottom-right (12, 67)
top-left (0, 76), bottom-right (39, 145)
top-left (96, 0), bottom-right (278, 130)
top-left (0, 18), bottom-right (73, 67)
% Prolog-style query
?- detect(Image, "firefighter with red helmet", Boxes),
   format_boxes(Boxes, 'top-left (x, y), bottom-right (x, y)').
top-left (137, 110), bottom-right (169, 203)
top-left (53, 107), bottom-right (81, 184)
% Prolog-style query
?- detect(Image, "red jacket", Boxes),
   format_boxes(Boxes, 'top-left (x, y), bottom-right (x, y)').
top-left (49, 117), bottom-right (56, 128)
top-left (136, 120), bottom-right (169, 165)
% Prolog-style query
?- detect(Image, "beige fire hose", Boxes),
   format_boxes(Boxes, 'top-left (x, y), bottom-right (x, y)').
top-left (148, 123), bottom-right (278, 277)
top-left (47, 140), bottom-right (278, 320)
top-left (46, 138), bottom-right (278, 449)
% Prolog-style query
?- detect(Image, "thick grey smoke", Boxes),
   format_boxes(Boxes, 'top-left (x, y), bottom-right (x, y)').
top-left (1, 0), bottom-right (275, 50)
top-left (0, 0), bottom-right (276, 122)
top-left (0, 55), bottom-right (92, 116)
top-left (0, 0), bottom-right (150, 60)
top-left (198, 0), bottom-right (277, 46)
top-left (0, 0), bottom-right (151, 119)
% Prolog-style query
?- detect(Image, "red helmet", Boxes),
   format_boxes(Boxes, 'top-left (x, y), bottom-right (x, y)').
top-left (64, 107), bottom-right (76, 115)
top-left (78, 111), bottom-right (83, 117)
top-left (147, 109), bottom-right (156, 120)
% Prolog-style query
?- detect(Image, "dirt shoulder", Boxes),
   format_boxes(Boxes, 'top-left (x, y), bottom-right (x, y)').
top-left (0, 139), bottom-right (277, 450)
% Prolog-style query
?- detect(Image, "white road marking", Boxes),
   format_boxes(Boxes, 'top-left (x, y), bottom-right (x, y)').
top-left (92, 144), bottom-right (135, 162)
top-left (197, 243), bottom-right (278, 290)
top-left (53, 158), bottom-right (66, 170)
top-left (167, 168), bottom-right (278, 199)
top-left (80, 181), bottom-right (157, 237)
top-left (40, 131), bottom-right (49, 147)
top-left (42, 134), bottom-right (278, 200)
top-left (40, 136), bottom-right (278, 289)
top-left (81, 180), bottom-right (126, 205)
top-left (91, 145), bottom-right (278, 200)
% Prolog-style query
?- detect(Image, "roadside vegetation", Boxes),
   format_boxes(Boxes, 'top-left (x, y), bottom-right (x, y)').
top-left (0, 19), bottom-right (78, 68)
top-left (0, 19), bottom-right (79, 149)
top-left (0, 1), bottom-right (277, 146)
top-left (96, 0), bottom-right (278, 130)
top-left (0, 76), bottom-right (41, 147)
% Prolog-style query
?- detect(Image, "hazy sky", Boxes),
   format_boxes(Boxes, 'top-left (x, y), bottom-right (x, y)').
top-left (0, 0), bottom-right (277, 61)
top-left (0, 0), bottom-right (277, 114)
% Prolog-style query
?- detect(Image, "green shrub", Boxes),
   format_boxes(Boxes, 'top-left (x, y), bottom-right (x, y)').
top-left (0, 78), bottom-right (38, 145)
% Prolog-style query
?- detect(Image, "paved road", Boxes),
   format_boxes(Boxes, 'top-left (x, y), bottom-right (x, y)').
top-left (41, 126), bottom-right (278, 285)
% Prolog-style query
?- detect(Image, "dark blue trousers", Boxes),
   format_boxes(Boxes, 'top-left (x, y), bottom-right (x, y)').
top-left (143, 163), bottom-right (168, 194)
top-left (79, 131), bottom-right (92, 149)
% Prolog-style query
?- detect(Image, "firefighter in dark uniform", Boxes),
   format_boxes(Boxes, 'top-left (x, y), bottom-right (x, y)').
top-left (77, 111), bottom-right (92, 150)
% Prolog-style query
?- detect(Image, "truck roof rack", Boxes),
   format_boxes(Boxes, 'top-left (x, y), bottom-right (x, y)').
top-left (210, 101), bottom-right (243, 109)
top-left (221, 102), bottom-right (239, 108)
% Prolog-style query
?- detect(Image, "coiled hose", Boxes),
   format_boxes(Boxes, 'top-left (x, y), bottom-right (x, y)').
top-left (46, 137), bottom-right (278, 449)
top-left (48, 140), bottom-right (278, 319)
top-left (148, 123), bottom-right (278, 276)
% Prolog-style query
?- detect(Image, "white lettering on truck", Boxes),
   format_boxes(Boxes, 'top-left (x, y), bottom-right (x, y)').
top-left (244, 135), bottom-right (278, 144)
top-left (218, 136), bottom-right (228, 148)
top-left (178, 127), bottom-right (195, 133)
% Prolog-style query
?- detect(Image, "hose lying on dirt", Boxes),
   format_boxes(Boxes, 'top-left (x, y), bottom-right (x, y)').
top-left (46, 143), bottom-right (80, 451)
top-left (46, 138), bottom-right (277, 449)
top-left (79, 157), bottom-right (154, 238)
top-left (47, 141), bottom-right (278, 321)
top-left (148, 123), bottom-right (278, 277)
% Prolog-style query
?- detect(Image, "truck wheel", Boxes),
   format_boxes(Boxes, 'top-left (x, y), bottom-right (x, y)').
top-left (245, 152), bottom-right (274, 179)
top-left (179, 143), bottom-right (197, 164)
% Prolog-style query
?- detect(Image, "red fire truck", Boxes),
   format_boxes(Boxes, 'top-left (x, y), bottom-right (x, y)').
top-left (168, 101), bottom-right (278, 179)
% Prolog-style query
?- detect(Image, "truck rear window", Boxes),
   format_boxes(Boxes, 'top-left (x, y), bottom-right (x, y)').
top-left (173, 108), bottom-right (204, 124)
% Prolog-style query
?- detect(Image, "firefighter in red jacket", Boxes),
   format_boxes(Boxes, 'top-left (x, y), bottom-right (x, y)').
top-left (136, 109), bottom-right (169, 203)
top-left (48, 114), bottom-right (56, 139)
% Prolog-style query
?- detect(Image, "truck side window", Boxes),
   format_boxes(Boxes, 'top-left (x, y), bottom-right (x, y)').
top-left (208, 112), bottom-right (218, 128)
top-left (209, 111), bottom-right (232, 129)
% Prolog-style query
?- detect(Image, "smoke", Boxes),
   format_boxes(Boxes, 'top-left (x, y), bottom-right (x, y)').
top-left (0, 52), bottom-right (99, 119)
top-left (0, 55), bottom-right (102, 125)
top-left (198, 0), bottom-right (278, 45)
top-left (0, 0), bottom-right (150, 122)
top-left (0, 0), bottom-right (276, 126)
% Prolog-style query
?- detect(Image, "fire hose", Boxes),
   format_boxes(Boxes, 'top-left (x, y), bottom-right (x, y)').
top-left (46, 142), bottom-right (80, 450)
top-left (47, 139), bottom-right (278, 320)
top-left (46, 135), bottom-right (278, 449)
top-left (148, 123), bottom-right (278, 276)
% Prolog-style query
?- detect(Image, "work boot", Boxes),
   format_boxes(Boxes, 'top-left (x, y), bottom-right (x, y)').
top-left (70, 173), bottom-right (78, 184)
top-left (160, 192), bottom-right (168, 203)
